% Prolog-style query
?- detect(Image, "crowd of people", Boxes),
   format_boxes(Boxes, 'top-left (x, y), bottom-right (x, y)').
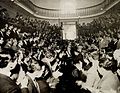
top-left (75, 12), bottom-right (120, 93)
top-left (0, 5), bottom-right (120, 93)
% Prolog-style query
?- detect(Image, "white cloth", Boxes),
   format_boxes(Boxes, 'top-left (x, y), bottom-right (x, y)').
top-left (83, 58), bottom-right (100, 88)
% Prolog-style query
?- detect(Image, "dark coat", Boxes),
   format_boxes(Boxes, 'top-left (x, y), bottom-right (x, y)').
top-left (27, 75), bottom-right (38, 93)
top-left (0, 73), bottom-right (28, 93)
top-left (36, 78), bottom-right (50, 93)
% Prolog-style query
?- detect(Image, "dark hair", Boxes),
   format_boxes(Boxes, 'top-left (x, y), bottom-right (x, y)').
top-left (21, 63), bottom-right (28, 73)
top-left (10, 64), bottom-right (20, 75)
top-left (1, 48), bottom-right (16, 59)
top-left (99, 57), bottom-right (117, 72)
top-left (99, 57), bottom-right (107, 67)
top-left (104, 59), bottom-right (117, 72)
top-left (0, 56), bottom-right (9, 68)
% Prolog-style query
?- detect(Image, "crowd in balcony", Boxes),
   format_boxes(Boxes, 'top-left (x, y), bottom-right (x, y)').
top-left (0, 5), bottom-right (120, 93)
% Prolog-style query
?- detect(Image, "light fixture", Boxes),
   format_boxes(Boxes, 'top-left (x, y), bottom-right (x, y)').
top-left (100, 8), bottom-right (103, 10)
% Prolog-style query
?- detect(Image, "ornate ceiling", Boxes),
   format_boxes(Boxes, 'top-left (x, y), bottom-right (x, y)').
top-left (29, 0), bottom-right (104, 9)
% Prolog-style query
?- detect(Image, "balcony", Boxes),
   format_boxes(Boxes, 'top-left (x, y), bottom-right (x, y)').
top-left (13, 0), bottom-right (120, 19)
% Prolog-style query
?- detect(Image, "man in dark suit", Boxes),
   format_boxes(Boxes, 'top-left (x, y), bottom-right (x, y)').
top-left (0, 50), bottom-right (29, 93)
top-left (107, 35), bottom-right (118, 51)
top-left (116, 32), bottom-right (120, 49)
top-left (0, 73), bottom-right (21, 93)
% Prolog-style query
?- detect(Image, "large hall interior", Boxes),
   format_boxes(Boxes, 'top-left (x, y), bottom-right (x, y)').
top-left (0, 0), bottom-right (120, 93)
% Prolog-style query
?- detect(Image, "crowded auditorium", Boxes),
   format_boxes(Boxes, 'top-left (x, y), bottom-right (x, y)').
top-left (0, 0), bottom-right (120, 93)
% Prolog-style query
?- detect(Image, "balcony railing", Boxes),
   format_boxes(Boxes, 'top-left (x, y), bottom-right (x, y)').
top-left (15, 0), bottom-right (120, 19)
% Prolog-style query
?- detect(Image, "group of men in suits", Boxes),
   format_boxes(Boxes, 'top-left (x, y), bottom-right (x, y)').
top-left (0, 49), bottom-right (50, 93)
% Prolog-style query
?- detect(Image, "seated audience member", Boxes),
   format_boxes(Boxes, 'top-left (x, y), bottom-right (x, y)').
top-left (116, 32), bottom-right (120, 49)
top-left (27, 57), bottom-right (50, 93)
top-left (113, 49), bottom-right (120, 68)
top-left (83, 55), bottom-right (120, 93)
top-left (15, 50), bottom-right (39, 93)
top-left (82, 50), bottom-right (100, 88)
top-left (113, 49), bottom-right (120, 79)
top-left (0, 49), bottom-right (29, 93)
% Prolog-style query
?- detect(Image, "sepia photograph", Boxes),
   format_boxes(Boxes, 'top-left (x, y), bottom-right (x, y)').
top-left (0, 0), bottom-right (120, 93)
